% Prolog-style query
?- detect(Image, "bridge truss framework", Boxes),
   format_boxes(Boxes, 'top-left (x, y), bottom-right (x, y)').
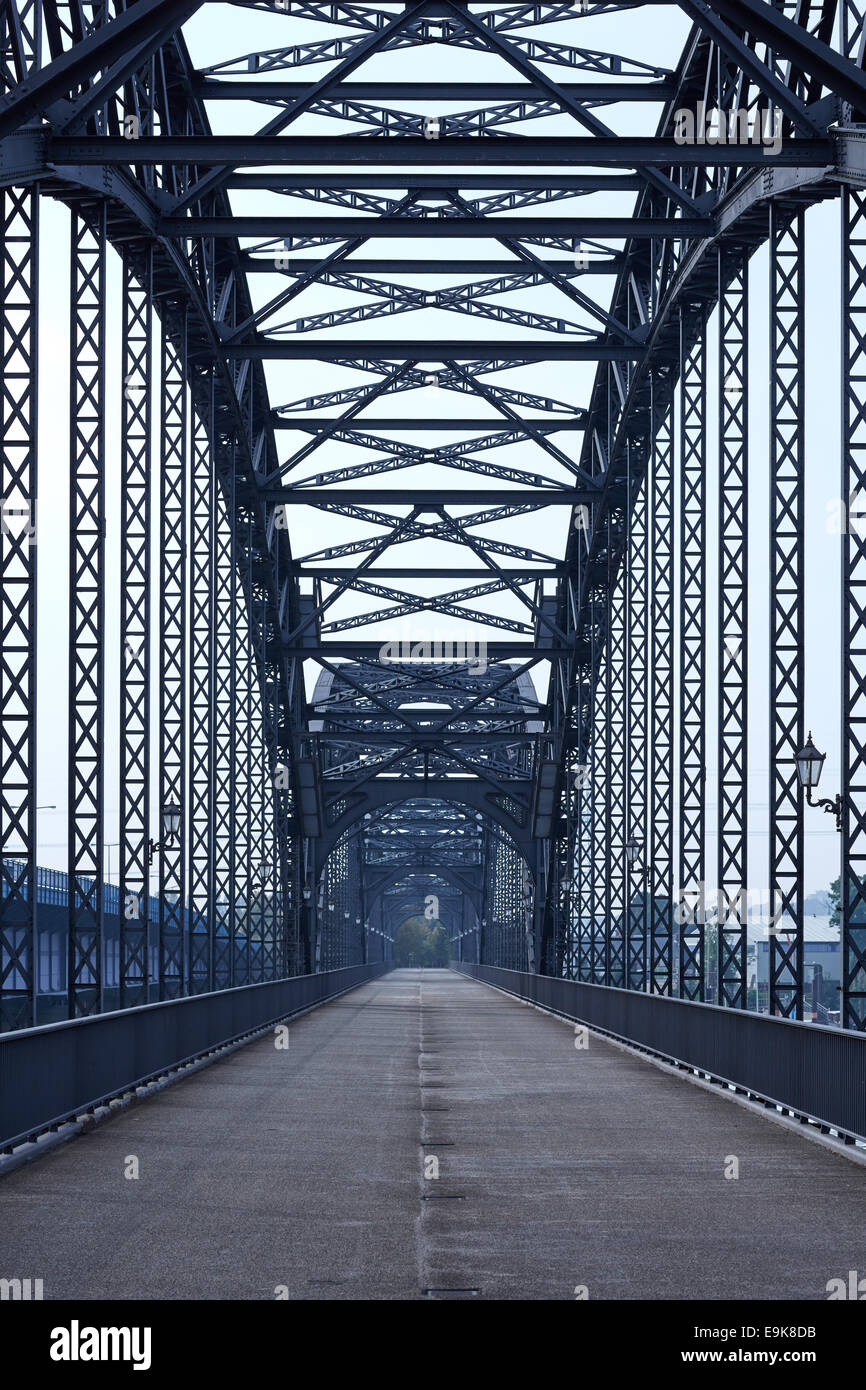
top-left (2, 0), bottom-right (866, 1029)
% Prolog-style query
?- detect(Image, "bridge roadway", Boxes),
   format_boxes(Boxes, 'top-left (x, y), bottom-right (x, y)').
top-left (1, 969), bottom-right (865, 1301)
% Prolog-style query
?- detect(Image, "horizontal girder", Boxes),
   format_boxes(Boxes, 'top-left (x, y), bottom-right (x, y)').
top-left (275, 418), bottom-right (585, 431)
top-left (163, 215), bottom-right (714, 238)
top-left (221, 341), bottom-right (642, 360)
top-left (43, 134), bottom-right (836, 164)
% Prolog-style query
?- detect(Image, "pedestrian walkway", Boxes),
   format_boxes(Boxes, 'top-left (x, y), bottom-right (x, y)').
top-left (1, 969), bottom-right (863, 1300)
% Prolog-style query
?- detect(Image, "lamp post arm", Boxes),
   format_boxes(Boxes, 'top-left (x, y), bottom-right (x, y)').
top-left (805, 786), bottom-right (844, 833)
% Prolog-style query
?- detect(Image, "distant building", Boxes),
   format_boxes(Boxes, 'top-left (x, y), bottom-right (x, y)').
top-left (749, 918), bottom-right (840, 1024)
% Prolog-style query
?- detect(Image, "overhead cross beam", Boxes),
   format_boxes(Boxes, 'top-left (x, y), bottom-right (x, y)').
top-left (45, 134), bottom-right (835, 163)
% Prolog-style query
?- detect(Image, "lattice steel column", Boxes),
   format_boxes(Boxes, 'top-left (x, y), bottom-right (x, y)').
top-left (213, 481), bottom-right (234, 989)
top-left (189, 387), bottom-right (215, 994)
top-left (649, 380), bottom-right (674, 995)
top-left (158, 320), bottom-right (187, 1000)
top-left (678, 312), bottom-right (707, 1001)
top-left (575, 692), bottom-right (594, 978)
top-left (841, 186), bottom-right (866, 1031)
top-left (68, 207), bottom-right (106, 1018)
top-left (591, 593), bottom-right (607, 984)
top-left (254, 587), bottom-right (276, 984)
top-left (569, 541), bottom-right (592, 984)
top-left (607, 570), bottom-right (627, 988)
top-left (248, 586), bottom-right (267, 983)
top-left (575, 760), bottom-right (593, 982)
top-left (626, 461), bottom-right (648, 990)
top-left (0, 184), bottom-right (39, 1031)
top-left (119, 254), bottom-right (151, 1008)
top-left (718, 251), bottom-right (749, 1009)
top-left (769, 207), bottom-right (805, 1020)
top-left (233, 518), bottom-right (253, 986)
top-left (1, 1), bottom-right (41, 92)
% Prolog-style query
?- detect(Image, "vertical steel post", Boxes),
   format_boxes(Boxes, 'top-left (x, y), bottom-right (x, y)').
top-left (68, 205), bottom-right (106, 1018)
top-left (158, 317), bottom-right (188, 999)
top-left (119, 253), bottom-right (152, 1008)
top-left (626, 458), bottom-right (649, 990)
top-left (591, 591), bottom-right (607, 984)
top-left (213, 474), bottom-right (234, 989)
top-left (0, 183), bottom-right (39, 1030)
top-left (841, 186), bottom-right (866, 1030)
top-left (718, 249), bottom-right (749, 1009)
top-left (189, 380), bottom-right (215, 994)
top-left (769, 206), bottom-right (805, 1020)
top-left (608, 570), bottom-right (627, 987)
top-left (649, 379), bottom-right (674, 995)
top-left (678, 310), bottom-right (707, 1000)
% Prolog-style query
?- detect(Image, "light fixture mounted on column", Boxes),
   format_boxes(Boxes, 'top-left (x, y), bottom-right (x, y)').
top-left (625, 832), bottom-right (651, 886)
top-left (148, 799), bottom-right (181, 866)
top-left (796, 732), bottom-right (843, 832)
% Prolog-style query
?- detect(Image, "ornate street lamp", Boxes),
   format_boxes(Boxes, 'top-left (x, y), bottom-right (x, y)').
top-left (624, 832), bottom-right (652, 891)
top-left (796, 732), bottom-right (843, 832)
top-left (148, 799), bottom-right (181, 866)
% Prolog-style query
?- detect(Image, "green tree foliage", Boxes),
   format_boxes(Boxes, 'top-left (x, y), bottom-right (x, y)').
top-left (829, 876), bottom-right (840, 928)
top-left (393, 915), bottom-right (450, 967)
top-left (425, 923), bottom-right (450, 967)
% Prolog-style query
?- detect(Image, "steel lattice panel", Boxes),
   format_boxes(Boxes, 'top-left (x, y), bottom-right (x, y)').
top-left (189, 388), bottom-right (215, 995)
top-left (591, 595), bottom-right (608, 985)
top-left (769, 208), bottom-right (805, 1020)
top-left (717, 251), bottom-right (749, 1011)
top-left (842, 186), bottom-right (866, 1031)
top-left (0, 184), bottom-right (38, 1031)
top-left (626, 456), bottom-right (649, 991)
top-left (678, 312), bottom-right (707, 1002)
top-left (158, 322), bottom-right (187, 1000)
top-left (212, 464), bottom-right (235, 991)
top-left (119, 255), bottom-right (151, 1007)
top-left (67, 207), bottom-right (106, 1019)
top-left (607, 572), bottom-right (627, 988)
top-left (649, 381), bottom-right (674, 996)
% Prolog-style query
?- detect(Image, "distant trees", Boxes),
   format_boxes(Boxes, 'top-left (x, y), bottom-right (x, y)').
top-left (393, 916), bottom-right (426, 965)
top-left (829, 876), bottom-right (840, 928)
top-left (426, 923), bottom-right (450, 967)
top-left (393, 915), bottom-right (450, 967)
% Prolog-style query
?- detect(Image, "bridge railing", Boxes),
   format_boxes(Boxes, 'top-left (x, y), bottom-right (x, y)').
top-left (453, 963), bottom-right (866, 1145)
top-left (0, 963), bottom-right (391, 1154)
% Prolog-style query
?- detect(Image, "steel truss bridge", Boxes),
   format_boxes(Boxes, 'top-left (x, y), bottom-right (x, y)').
top-left (4, 0), bottom-right (866, 1073)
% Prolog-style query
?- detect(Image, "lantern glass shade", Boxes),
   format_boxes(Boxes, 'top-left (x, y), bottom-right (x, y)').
top-left (163, 801), bottom-right (181, 839)
top-left (302, 886), bottom-right (311, 902)
top-left (625, 834), bottom-right (641, 866)
top-left (796, 733), bottom-right (825, 790)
